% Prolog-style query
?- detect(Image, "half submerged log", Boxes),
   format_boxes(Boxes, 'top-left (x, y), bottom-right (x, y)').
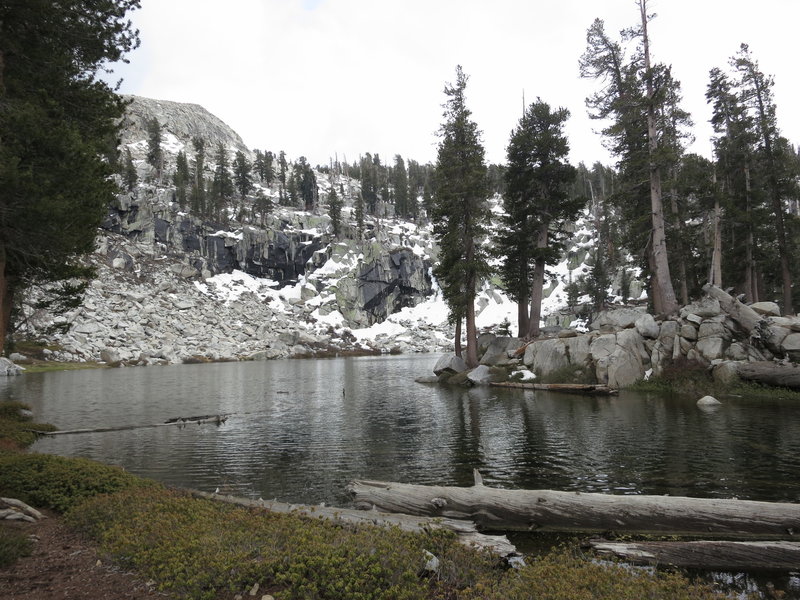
top-left (349, 471), bottom-right (800, 539)
top-left (189, 489), bottom-right (517, 557)
top-left (490, 382), bottom-right (618, 395)
top-left (589, 539), bottom-right (800, 571)
top-left (735, 361), bottom-right (800, 390)
top-left (30, 414), bottom-right (229, 436)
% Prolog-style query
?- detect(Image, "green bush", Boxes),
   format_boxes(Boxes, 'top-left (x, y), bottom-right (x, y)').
top-left (0, 523), bottom-right (33, 567)
top-left (67, 486), bottom-right (500, 600)
top-left (0, 401), bottom-right (57, 449)
top-left (0, 453), bottom-right (154, 512)
top-left (537, 363), bottom-right (597, 385)
top-left (464, 548), bottom-right (723, 600)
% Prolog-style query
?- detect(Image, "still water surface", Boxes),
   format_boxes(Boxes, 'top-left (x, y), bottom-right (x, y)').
top-left (3, 354), bottom-right (799, 506)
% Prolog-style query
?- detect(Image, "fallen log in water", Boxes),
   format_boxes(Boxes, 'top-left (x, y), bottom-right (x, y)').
top-left (349, 471), bottom-right (800, 539)
top-left (490, 382), bottom-right (618, 395)
top-left (29, 414), bottom-right (229, 436)
top-left (188, 489), bottom-right (517, 557)
top-left (589, 539), bottom-right (800, 571)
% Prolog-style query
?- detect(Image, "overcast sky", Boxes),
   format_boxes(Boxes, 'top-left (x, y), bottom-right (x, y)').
top-left (106, 0), bottom-right (800, 168)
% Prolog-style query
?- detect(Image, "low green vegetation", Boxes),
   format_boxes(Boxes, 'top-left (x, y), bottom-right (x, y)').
top-left (630, 358), bottom-right (800, 401)
top-left (0, 401), bottom-right (57, 450)
top-left (0, 411), bottom-right (724, 599)
top-left (536, 363), bottom-right (598, 385)
top-left (0, 524), bottom-right (33, 567)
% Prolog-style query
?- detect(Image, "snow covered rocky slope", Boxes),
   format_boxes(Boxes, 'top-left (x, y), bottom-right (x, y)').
top-left (20, 96), bottom-right (609, 366)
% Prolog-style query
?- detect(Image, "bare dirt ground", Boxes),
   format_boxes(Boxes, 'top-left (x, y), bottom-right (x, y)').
top-left (0, 513), bottom-right (165, 599)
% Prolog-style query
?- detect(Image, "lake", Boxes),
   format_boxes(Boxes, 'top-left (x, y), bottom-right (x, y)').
top-left (4, 354), bottom-right (799, 507)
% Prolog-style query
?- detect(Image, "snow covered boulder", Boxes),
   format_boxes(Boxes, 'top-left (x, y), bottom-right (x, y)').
top-left (697, 395), bottom-right (722, 407)
top-left (433, 354), bottom-right (468, 376)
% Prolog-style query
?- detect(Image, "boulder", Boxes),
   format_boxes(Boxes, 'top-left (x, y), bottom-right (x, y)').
top-left (725, 342), bottom-right (749, 361)
top-left (433, 354), bottom-right (468, 376)
top-left (607, 329), bottom-right (647, 388)
top-left (680, 324), bottom-right (698, 341)
top-left (530, 338), bottom-right (569, 376)
top-left (680, 297), bottom-right (722, 319)
top-left (0, 357), bottom-right (23, 376)
top-left (750, 301), bottom-right (781, 317)
top-left (697, 395), bottom-right (722, 406)
top-left (712, 361), bottom-right (740, 386)
top-left (467, 365), bottom-right (492, 385)
top-left (589, 334), bottom-right (617, 384)
top-left (782, 333), bottom-right (800, 361)
top-left (563, 334), bottom-right (591, 367)
top-left (635, 313), bottom-right (660, 339)
top-left (480, 337), bottom-right (515, 366)
top-left (696, 336), bottom-right (727, 361)
top-left (590, 308), bottom-right (644, 331)
top-left (697, 321), bottom-right (729, 340)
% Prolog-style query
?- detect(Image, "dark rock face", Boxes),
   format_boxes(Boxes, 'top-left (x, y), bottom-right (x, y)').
top-left (359, 248), bottom-right (431, 323)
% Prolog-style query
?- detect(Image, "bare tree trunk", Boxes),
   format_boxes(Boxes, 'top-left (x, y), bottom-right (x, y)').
top-left (669, 181), bottom-right (690, 304)
top-left (454, 319), bottom-right (462, 358)
top-left (464, 295), bottom-right (478, 368)
top-left (647, 242), bottom-right (665, 315)
top-left (526, 223), bottom-right (549, 339)
top-left (709, 196), bottom-right (723, 287)
top-left (0, 246), bottom-right (11, 353)
top-left (517, 290), bottom-right (530, 338)
top-left (639, 0), bottom-right (679, 315)
top-left (744, 162), bottom-right (758, 303)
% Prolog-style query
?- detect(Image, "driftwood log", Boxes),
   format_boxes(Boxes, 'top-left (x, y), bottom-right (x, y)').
top-left (349, 471), bottom-right (800, 539)
top-left (29, 414), bottom-right (229, 436)
top-left (490, 382), bottom-right (618, 395)
top-left (589, 539), bottom-right (800, 571)
top-left (188, 489), bottom-right (517, 557)
top-left (735, 361), bottom-right (800, 390)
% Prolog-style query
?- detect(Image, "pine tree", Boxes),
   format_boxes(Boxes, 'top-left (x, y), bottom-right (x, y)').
top-left (392, 155), bottom-right (409, 219)
top-left (145, 118), bottom-right (164, 182)
top-left (328, 186), bottom-right (343, 238)
top-left (431, 66), bottom-right (490, 367)
top-left (354, 192), bottom-right (365, 240)
top-left (233, 150), bottom-right (253, 201)
top-left (210, 142), bottom-right (233, 220)
top-left (123, 148), bottom-right (138, 192)
top-left (0, 0), bottom-right (140, 346)
top-left (254, 190), bottom-right (273, 226)
top-left (190, 137), bottom-right (207, 215)
top-left (497, 99), bottom-right (579, 338)
top-left (173, 150), bottom-right (190, 208)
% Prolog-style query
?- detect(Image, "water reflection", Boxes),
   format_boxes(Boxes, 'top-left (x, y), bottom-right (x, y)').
top-left (1, 355), bottom-right (797, 506)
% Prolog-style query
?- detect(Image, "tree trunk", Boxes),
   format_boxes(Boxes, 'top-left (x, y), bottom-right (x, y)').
top-left (350, 475), bottom-right (800, 539)
top-left (464, 296), bottom-right (478, 368)
top-left (190, 490), bottom-right (517, 557)
top-left (589, 540), bottom-right (800, 571)
top-left (0, 245), bottom-right (12, 353)
top-left (735, 361), bottom-right (800, 390)
top-left (743, 161), bottom-right (758, 303)
top-left (640, 0), bottom-right (679, 315)
top-left (647, 242), bottom-right (665, 315)
top-left (709, 196), bottom-right (722, 288)
top-left (454, 318), bottom-right (462, 358)
top-left (526, 223), bottom-right (549, 339)
top-left (669, 180), bottom-right (690, 305)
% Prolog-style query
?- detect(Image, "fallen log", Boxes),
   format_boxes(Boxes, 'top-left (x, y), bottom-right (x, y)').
top-left (589, 539), bottom-right (800, 571)
top-left (188, 489), bottom-right (517, 558)
top-left (735, 361), bottom-right (800, 390)
top-left (29, 414), bottom-right (229, 436)
top-left (490, 382), bottom-right (618, 395)
top-left (349, 471), bottom-right (800, 539)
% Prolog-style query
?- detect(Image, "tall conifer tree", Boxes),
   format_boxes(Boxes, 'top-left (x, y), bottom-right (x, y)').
top-left (431, 66), bottom-right (490, 367)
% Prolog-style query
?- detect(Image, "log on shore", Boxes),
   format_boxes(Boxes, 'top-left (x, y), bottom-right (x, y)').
top-left (735, 361), bottom-right (800, 390)
top-left (589, 539), bottom-right (800, 571)
top-left (188, 489), bottom-right (517, 557)
top-left (349, 472), bottom-right (800, 539)
top-left (490, 382), bottom-right (618, 395)
top-left (30, 414), bottom-right (230, 436)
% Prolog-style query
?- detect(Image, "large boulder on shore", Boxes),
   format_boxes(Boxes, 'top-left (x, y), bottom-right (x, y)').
top-left (590, 308), bottom-right (644, 331)
top-left (433, 354), bottom-right (468, 376)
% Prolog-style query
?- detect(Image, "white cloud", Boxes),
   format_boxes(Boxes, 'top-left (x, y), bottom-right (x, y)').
top-left (108, 0), bottom-right (800, 167)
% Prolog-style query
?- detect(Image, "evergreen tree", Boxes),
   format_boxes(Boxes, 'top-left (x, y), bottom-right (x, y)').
top-left (190, 137), bottom-right (207, 215)
top-left (354, 192), bottom-right (365, 240)
top-left (173, 150), bottom-right (190, 209)
top-left (497, 99), bottom-right (579, 338)
top-left (278, 151), bottom-right (288, 186)
top-left (264, 151), bottom-right (275, 185)
top-left (328, 186), bottom-right (343, 238)
top-left (392, 155), bottom-right (409, 218)
top-left (0, 0), bottom-right (140, 346)
top-left (210, 142), bottom-right (233, 219)
top-left (123, 147), bottom-right (138, 192)
top-left (253, 190), bottom-right (273, 226)
top-left (431, 66), bottom-right (490, 367)
top-left (145, 118), bottom-right (164, 182)
top-left (233, 150), bottom-right (253, 201)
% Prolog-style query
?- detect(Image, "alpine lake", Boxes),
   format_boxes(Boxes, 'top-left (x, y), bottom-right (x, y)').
top-left (3, 353), bottom-right (800, 597)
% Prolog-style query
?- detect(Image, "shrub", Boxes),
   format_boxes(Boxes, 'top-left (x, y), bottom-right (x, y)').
top-left (0, 401), bottom-right (57, 449)
top-left (0, 453), bottom-right (154, 513)
top-left (464, 547), bottom-right (723, 600)
top-left (0, 524), bottom-right (33, 567)
top-left (67, 486), bottom-right (500, 600)
top-left (537, 364), bottom-right (597, 385)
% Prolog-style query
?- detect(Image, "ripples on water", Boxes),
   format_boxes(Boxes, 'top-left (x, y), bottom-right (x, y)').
top-left (2, 354), bottom-right (798, 506)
